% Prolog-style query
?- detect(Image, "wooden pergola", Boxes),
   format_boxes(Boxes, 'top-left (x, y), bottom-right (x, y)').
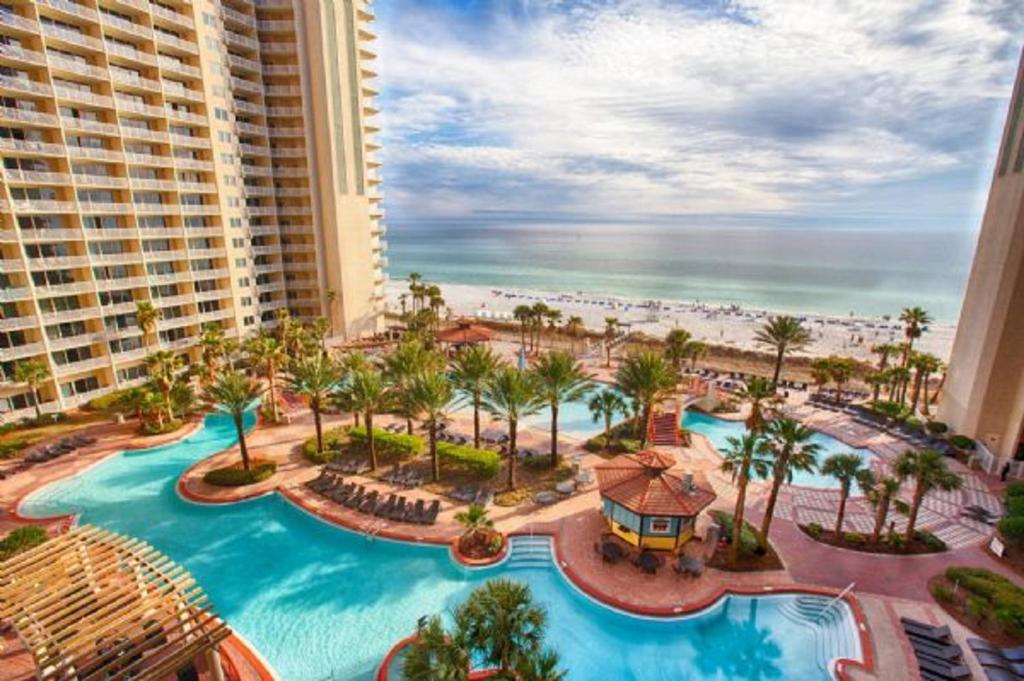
top-left (0, 525), bottom-right (231, 681)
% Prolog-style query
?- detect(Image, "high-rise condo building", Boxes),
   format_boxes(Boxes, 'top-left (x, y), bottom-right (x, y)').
top-left (939, 48), bottom-right (1024, 471)
top-left (0, 0), bottom-right (387, 420)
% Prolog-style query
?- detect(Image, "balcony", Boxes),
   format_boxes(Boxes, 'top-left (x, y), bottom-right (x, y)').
top-left (239, 143), bottom-right (271, 157)
top-left (233, 100), bottom-right (266, 116)
top-left (0, 287), bottom-right (31, 302)
top-left (265, 85), bottom-right (301, 97)
top-left (148, 271), bottom-right (192, 286)
top-left (170, 133), bottom-right (210, 149)
top-left (84, 227), bottom-right (137, 240)
top-left (0, 43), bottom-right (46, 67)
top-left (224, 30), bottom-right (259, 51)
top-left (150, 4), bottom-right (194, 30)
top-left (235, 122), bottom-right (268, 137)
top-left (0, 106), bottom-right (59, 127)
top-left (258, 42), bottom-right (295, 54)
top-left (0, 75), bottom-right (53, 98)
top-left (177, 181), bottom-right (217, 193)
top-left (130, 178), bottom-right (178, 191)
top-left (37, 0), bottom-right (99, 23)
top-left (158, 56), bottom-right (201, 79)
top-left (0, 316), bottom-right (37, 332)
top-left (194, 288), bottom-right (231, 302)
top-left (42, 24), bottom-right (104, 52)
top-left (0, 342), bottom-right (45, 362)
top-left (19, 228), bottom-right (83, 241)
top-left (245, 205), bottom-right (276, 217)
top-left (111, 70), bottom-right (163, 93)
top-left (101, 13), bottom-right (154, 41)
top-left (2, 169), bottom-right (71, 185)
top-left (154, 30), bottom-right (199, 56)
top-left (54, 356), bottom-right (110, 376)
top-left (276, 205), bottom-right (311, 216)
top-left (154, 293), bottom-right (194, 308)
top-left (125, 152), bottom-right (175, 168)
top-left (63, 116), bottom-right (120, 136)
top-left (111, 347), bottom-right (148, 364)
top-left (27, 255), bottom-right (90, 270)
top-left (231, 77), bottom-right (264, 96)
top-left (67, 145), bottom-right (124, 162)
top-left (180, 204), bottom-right (220, 216)
top-left (266, 106), bottom-right (302, 117)
top-left (144, 248), bottom-right (188, 261)
top-left (90, 251), bottom-right (144, 265)
top-left (269, 126), bottom-right (304, 137)
top-left (104, 40), bottom-right (158, 67)
top-left (79, 201), bottom-right (135, 215)
top-left (40, 307), bottom-right (97, 324)
top-left (173, 157), bottom-right (214, 172)
top-left (163, 83), bottom-right (205, 104)
top-left (191, 267), bottom-right (228, 280)
top-left (48, 333), bottom-right (97, 352)
top-left (34, 280), bottom-right (95, 296)
top-left (269, 146), bottom-right (305, 158)
top-left (199, 308), bottom-right (233, 323)
top-left (241, 164), bottom-right (273, 177)
top-left (99, 275), bottom-right (148, 289)
top-left (115, 98), bottom-right (167, 119)
top-left (10, 200), bottom-right (77, 214)
top-left (133, 203), bottom-right (179, 215)
top-left (262, 64), bottom-right (298, 77)
top-left (138, 227), bottom-right (184, 239)
top-left (189, 247), bottom-right (226, 259)
top-left (0, 11), bottom-right (39, 36)
top-left (158, 314), bottom-right (199, 330)
top-left (54, 86), bottom-right (114, 109)
top-left (243, 185), bottom-right (274, 197)
top-left (222, 6), bottom-right (257, 30)
top-left (258, 20), bottom-right (295, 33)
top-left (165, 108), bottom-right (207, 126)
top-left (271, 165), bottom-right (307, 178)
top-left (165, 335), bottom-right (196, 351)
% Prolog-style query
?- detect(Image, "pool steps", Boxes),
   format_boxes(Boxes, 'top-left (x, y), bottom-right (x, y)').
top-left (776, 595), bottom-right (859, 674)
top-left (506, 536), bottom-right (555, 569)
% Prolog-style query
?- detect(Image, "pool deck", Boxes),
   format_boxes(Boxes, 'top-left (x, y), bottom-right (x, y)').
top-left (0, 400), bottom-right (1016, 681)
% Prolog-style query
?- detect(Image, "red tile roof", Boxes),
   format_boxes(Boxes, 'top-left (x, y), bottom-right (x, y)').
top-left (596, 452), bottom-right (716, 517)
top-left (436, 323), bottom-right (496, 344)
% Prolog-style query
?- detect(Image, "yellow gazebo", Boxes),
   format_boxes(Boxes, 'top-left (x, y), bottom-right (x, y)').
top-left (0, 525), bottom-right (231, 681)
top-left (596, 450), bottom-right (716, 551)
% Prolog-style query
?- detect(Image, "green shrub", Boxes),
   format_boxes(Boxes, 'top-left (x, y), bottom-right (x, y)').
top-left (0, 525), bottom-right (48, 562)
top-left (1006, 496), bottom-right (1024, 518)
top-left (203, 461), bottom-right (276, 487)
top-left (302, 427), bottom-right (346, 463)
top-left (926, 421), bottom-right (949, 435)
top-left (844, 531), bottom-right (865, 545)
top-left (1006, 482), bottom-right (1024, 499)
top-left (871, 400), bottom-right (908, 421)
top-left (999, 516), bottom-right (1024, 544)
top-left (914, 530), bottom-right (947, 552)
top-left (946, 567), bottom-right (1024, 635)
top-left (436, 442), bottom-right (500, 478)
top-left (141, 419), bottom-right (183, 435)
top-left (806, 522), bottom-right (823, 539)
top-left (84, 389), bottom-right (128, 413)
top-left (711, 510), bottom-right (760, 557)
top-left (905, 417), bottom-right (924, 433)
top-left (884, 531), bottom-right (905, 549)
top-left (950, 434), bottom-right (977, 451)
top-left (931, 583), bottom-right (954, 604)
top-left (348, 426), bottom-right (423, 459)
top-left (0, 438), bottom-right (28, 460)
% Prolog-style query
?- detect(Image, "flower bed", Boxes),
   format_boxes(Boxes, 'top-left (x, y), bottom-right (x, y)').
top-left (202, 459), bottom-right (277, 487)
top-left (798, 523), bottom-right (946, 554)
top-left (930, 567), bottom-right (1024, 646)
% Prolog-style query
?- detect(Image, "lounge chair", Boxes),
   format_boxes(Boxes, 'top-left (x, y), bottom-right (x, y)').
top-left (981, 668), bottom-right (1022, 681)
top-left (358, 490), bottom-right (380, 513)
top-left (405, 499), bottom-right (425, 523)
top-left (344, 486), bottom-right (366, 508)
top-left (915, 656), bottom-right (971, 681)
top-left (389, 497), bottom-right (407, 521)
top-left (902, 618), bottom-right (952, 643)
top-left (375, 494), bottom-right (397, 518)
top-left (969, 640), bottom-right (1024, 663)
top-left (420, 500), bottom-right (440, 525)
top-left (328, 483), bottom-right (355, 504)
top-left (973, 651), bottom-right (1024, 674)
top-left (908, 636), bottom-right (963, 662)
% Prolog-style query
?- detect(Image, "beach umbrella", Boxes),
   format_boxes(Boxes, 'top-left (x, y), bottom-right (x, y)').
top-left (517, 348), bottom-right (527, 370)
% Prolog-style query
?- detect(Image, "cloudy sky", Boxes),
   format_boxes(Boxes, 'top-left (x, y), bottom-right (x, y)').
top-left (374, 0), bottom-right (1023, 232)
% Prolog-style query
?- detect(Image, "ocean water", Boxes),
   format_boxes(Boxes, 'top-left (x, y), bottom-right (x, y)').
top-left (386, 223), bottom-right (975, 322)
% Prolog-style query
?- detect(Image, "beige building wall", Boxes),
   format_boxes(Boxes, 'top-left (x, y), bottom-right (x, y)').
top-left (939, 48), bottom-right (1024, 466)
top-left (0, 0), bottom-right (384, 421)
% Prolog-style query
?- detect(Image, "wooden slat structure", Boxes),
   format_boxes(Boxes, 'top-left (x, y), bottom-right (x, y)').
top-left (0, 525), bottom-right (231, 681)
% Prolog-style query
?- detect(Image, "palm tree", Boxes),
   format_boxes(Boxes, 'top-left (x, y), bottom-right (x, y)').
top-left (754, 315), bottom-right (812, 386)
top-left (857, 470), bottom-right (901, 544)
top-left (450, 345), bottom-right (502, 449)
top-left (821, 453), bottom-right (865, 537)
top-left (543, 307), bottom-right (562, 349)
top-left (909, 352), bottom-right (942, 415)
top-left (515, 649), bottom-right (567, 681)
top-left (588, 389), bottom-right (627, 445)
top-left (287, 354), bottom-right (341, 456)
top-left (340, 365), bottom-right (390, 470)
top-left (735, 376), bottom-right (776, 434)
top-left (810, 357), bottom-right (833, 394)
top-left (563, 315), bottom-right (584, 355)
top-left (145, 350), bottom-right (182, 424)
top-left (603, 317), bottom-right (618, 367)
top-left (870, 343), bottom-right (901, 401)
top-left (894, 449), bottom-right (961, 541)
top-left (826, 356), bottom-right (859, 403)
top-left (664, 328), bottom-right (693, 372)
top-left (244, 333), bottom-right (288, 423)
top-left (513, 305), bottom-right (532, 353)
top-left (14, 359), bottom-right (50, 420)
top-left (135, 300), bottom-right (160, 350)
top-left (530, 350), bottom-right (592, 466)
top-left (481, 367), bottom-right (542, 490)
top-left (198, 324), bottom-right (231, 384)
top-left (720, 433), bottom-right (772, 566)
top-left (899, 307), bottom-right (932, 368)
top-left (760, 418), bottom-right (821, 551)
top-left (614, 351), bottom-right (677, 447)
top-left (889, 366), bottom-right (912, 405)
top-left (384, 338), bottom-right (444, 435)
top-left (114, 385), bottom-right (149, 421)
top-left (407, 272), bottom-right (423, 313)
top-left (409, 370), bottom-right (459, 482)
top-left (205, 371), bottom-right (263, 472)
top-left (454, 579), bottom-right (547, 675)
top-left (454, 503), bottom-right (493, 543)
top-left (402, 615), bottom-right (468, 681)
top-left (685, 340), bottom-right (709, 371)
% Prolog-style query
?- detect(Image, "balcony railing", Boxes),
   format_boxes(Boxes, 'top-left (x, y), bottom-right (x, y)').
top-left (67, 145), bottom-right (123, 162)
top-left (42, 23), bottom-right (104, 52)
top-left (0, 106), bottom-right (59, 126)
top-left (0, 43), bottom-right (46, 67)
top-left (0, 342), bottom-right (45, 362)
top-left (2, 169), bottom-right (71, 185)
top-left (10, 199), bottom-right (77, 214)
top-left (0, 75), bottom-right (53, 97)
top-left (105, 41), bottom-right (157, 66)
top-left (150, 4), bottom-right (194, 30)
top-left (158, 56), bottom-right (201, 79)
top-left (54, 356), bottom-right (110, 376)
top-left (54, 86), bottom-right (114, 109)
top-left (79, 201), bottom-right (135, 215)
top-left (0, 287), bottom-right (31, 302)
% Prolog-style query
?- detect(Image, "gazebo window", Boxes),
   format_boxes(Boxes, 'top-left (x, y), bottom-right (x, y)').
top-left (649, 517), bottom-right (672, 534)
top-left (609, 504), bottom-right (641, 533)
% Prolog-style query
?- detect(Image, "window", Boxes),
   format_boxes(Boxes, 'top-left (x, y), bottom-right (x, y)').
top-left (648, 518), bottom-right (672, 535)
top-left (235, 257), bottom-right (246, 267)
top-left (214, 108), bottom-right (229, 121)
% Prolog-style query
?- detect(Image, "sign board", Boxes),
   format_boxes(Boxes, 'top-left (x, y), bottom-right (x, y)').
top-left (990, 536), bottom-right (1005, 558)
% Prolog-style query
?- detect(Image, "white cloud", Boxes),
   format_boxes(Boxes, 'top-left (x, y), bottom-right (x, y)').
top-left (375, 0), bottom-right (1022, 222)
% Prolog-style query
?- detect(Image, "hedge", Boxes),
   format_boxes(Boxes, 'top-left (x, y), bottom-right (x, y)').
top-left (1006, 482), bottom-right (1024, 500)
top-left (710, 509), bottom-right (760, 557)
top-left (999, 517), bottom-right (1024, 544)
top-left (142, 419), bottom-right (184, 436)
top-left (348, 426), bottom-right (423, 458)
top-left (915, 530), bottom-right (947, 552)
top-left (926, 421), bottom-right (949, 435)
top-left (302, 427), bottom-right (347, 463)
top-left (0, 525), bottom-right (48, 562)
top-left (84, 389), bottom-right (130, 414)
top-left (950, 434), bottom-right (977, 451)
top-left (436, 442), bottom-right (500, 478)
top-left (203, 461), bottom-right (276, 487)
top-left (0, 438), bottom-right (28, 460)
top-left (946, 566), bottom-right (1024, 635)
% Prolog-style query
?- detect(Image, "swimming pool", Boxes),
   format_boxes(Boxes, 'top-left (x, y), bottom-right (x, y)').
top-left (20, 412), bottom-right (863, 680)
top-left (682, 411), bottom-right (877, 489)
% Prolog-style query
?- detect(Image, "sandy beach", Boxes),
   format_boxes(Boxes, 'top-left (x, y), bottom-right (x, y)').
top-left (386, 281), bottom-right (956, 362)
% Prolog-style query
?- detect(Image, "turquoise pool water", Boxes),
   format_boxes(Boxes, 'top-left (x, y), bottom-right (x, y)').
top-left (21, 412), bottom-right (862, 680)
top-left (683, 411), bottom-right (877, 489)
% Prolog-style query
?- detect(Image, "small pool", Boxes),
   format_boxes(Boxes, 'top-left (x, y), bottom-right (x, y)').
top-left (683, 411), bottom-right (877, 489)
top-left (20, 412), bottom-right (863, 680)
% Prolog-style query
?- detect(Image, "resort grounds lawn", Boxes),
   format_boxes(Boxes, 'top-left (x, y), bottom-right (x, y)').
top-left (0, 411), bottom-right (110, 460)
top-left (203, 459), bottom-right (277, 487)
top-left (930, 567), bottom-right (1024, 646)
top-left (799, 523), bottom-right (947, 555)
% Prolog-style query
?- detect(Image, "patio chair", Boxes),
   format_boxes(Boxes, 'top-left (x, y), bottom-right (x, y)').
top-left (973, 651), bottom-right (1024, 674)
top-left (634, 550), bottom-right (663, 574)
top-left (916, 656), bottom-right (971, 681)
top-left (969, 640), bottom-right (1024, 663)
top-left (980, 668), bottom-right (1021, 681)
top-left (343, 486), bottom-right (366, 509)
top-left (472, 489), bottom-right (493, 506)
top-left (405, 499), bottom-right (425, 523)
top-left (388, 497), bottom-right (407, 522)
top-left (902, 618), bottom-right (952, 643)
top-left (329, 483), bottom-right (355, 504)
top-left (421, 500), bottom-right (441, 525)
top-left (908, 636), bottom-right (963, 662)
top-left (376, 494), bottom-right (397, 518)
